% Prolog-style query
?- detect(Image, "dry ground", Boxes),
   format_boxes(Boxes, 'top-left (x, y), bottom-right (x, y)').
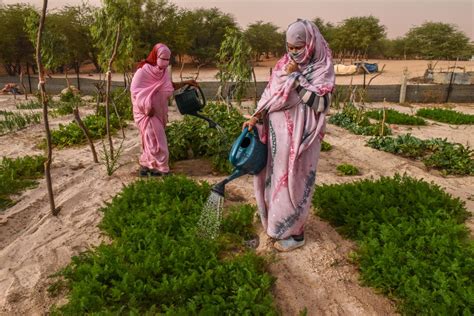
top-left (0, 95), bottom-right (472, 315)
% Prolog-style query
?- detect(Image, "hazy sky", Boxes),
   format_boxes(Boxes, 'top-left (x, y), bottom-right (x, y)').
top-left (2, 0), bottom-right (473, 40)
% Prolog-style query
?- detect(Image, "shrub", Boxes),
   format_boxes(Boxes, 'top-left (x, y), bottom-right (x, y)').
top-left (416, 108), bottom-right (474, 125)
top-left (49, 176), bottom-right (276, 315)
top-left (336, 163), bottom-right (360, 176)
top-left (0, 155), bottom-right (45, 210)
top-left (367, 134), bottom-right (474, 175)
top-left (366, 108), bottom-right (426, 125)
top-left (167, 103), bottom-right (246, 173)
top-left (313, 175), bottom-right (472, 315)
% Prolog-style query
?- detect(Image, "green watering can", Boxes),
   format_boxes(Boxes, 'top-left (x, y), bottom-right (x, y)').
top-left (174, 85), bottom-right (221, 129)
top-left (212, 126), bottom-right (267, 197)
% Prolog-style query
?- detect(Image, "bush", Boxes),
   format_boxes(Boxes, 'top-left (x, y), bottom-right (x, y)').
top-left (313, 175), bottom-right (473, 315)
top-left (416, 108), bottom-right (474, 125)
top-left (366, 109), bottom-right (427, 125)
top-left (321, 140), bottom-right (332, 152)
top-left (60, 88), bottom-right (81, 103)
top-left (49, 176), bottom-right (276, 315)
top-left (0, 155), bottom-right (45, 210)
top-left (48, 114), bottom-right (121, 148)
top-left (329, 104), bottom-right (391, 136)
top-left (336, 163), bottom-right (360, 176)
top-left (367, 134), bottom-right (474, 175)
top-left (167, 103), bottom-right (246, 173)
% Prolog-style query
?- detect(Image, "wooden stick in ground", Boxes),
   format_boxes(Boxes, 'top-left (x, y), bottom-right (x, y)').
top-left (105, 24), bottom-right (121, 158)
top-left (73, 107), bottom-right (99, 163)
top-left (36, 0), bottom-right (59, 216)
top-left (381, 107), bottom-right (386, 136)
top-left (19, 69), bottom-right (28, 100)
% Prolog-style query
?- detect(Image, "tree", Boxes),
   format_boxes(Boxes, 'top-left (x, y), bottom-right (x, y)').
top-left (35, 0), bottom-right (58, 215)
top-left (184, 8), bottom-right (237, 65)
top-left (217, 28), bottom-right (254, 106)
top-left (331, 16), bottom-right (386, 58)
top-left (244, 21), bottom-right (280, 61)
top-left (0, 4), bottom-right (36, 75)
top-left (404, 22), bottom-right (472, 60)
top-left (312, 17), bottom-right (336, 44)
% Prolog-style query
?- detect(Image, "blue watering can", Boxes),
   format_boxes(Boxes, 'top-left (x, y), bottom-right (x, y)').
top-left (212, 126), bottom-right (267, 197)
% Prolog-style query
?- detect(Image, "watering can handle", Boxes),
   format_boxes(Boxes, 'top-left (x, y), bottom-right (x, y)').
top-left (184, 84), bottom-right (206, 107)
top-left (229, 126), bottom-right (259, 166)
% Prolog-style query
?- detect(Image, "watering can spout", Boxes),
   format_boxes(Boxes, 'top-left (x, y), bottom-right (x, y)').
top-left (211, 169), bottom-right (245, 197)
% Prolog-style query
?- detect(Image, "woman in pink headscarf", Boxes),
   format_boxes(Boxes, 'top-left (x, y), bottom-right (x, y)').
top-left (131, 43), bottom-right (197, 176)
top-left (243, 19), bottom-right (335, 251)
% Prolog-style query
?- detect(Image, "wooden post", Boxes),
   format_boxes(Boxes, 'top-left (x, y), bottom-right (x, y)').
top-left (73, 107), bottom-right (98, 163)
top-left (399, 68), bottom-right (408, 104)
top-left (26, 62), bottom-right (32, 94)
top-left (36, 0), bottom-right (59, 216)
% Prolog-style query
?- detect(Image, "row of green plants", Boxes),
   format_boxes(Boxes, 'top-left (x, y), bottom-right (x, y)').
top-left (0, 110), bottom-right (42, 135)
top-left (416, 108), bottom-right (474, 125)
top-left (167, 103), bottom-right (246, 173)
top-left (46, 114), bottom-right (121, 148)
top-left (367, 134), bottom-right (474, 175)
top-left (0, 155), bottom-right (45, 211)
top-left (328, 104), bottom-right (391, 136)
top-left (313, 174), bottom-right (473, 315)
top-left (365, 108), bottom-right (427, 126)
top-left (49, 176), bottom-right (277, 315)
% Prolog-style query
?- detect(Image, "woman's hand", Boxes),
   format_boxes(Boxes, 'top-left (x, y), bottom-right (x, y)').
top-left (285, 60), bottom-right (299, 74)
top-left (242, 116), bottom-right (259, 131)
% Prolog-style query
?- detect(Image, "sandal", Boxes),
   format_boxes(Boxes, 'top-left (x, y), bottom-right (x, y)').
top-left (273, 234), bottom-right (305, 252)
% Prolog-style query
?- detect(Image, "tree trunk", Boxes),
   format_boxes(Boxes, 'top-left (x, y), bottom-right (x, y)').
top-left (75, 61), bottom-right (81, 91)
top-left (73, 107), bottom-right (98, 163)
top-left (105, 24), bottom-right (121, 158)
top-left (26, 62), bottom-right (32, 94)
top-left (19, 67), bottom-right (28, 100)
top-left (36, 0), bottom-right (59, 216)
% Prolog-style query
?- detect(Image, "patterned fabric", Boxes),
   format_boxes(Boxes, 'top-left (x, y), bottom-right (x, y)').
top-left (130, 44), bottom-right (174, 172)
top-left (253, 20), bottom-right (335, 239)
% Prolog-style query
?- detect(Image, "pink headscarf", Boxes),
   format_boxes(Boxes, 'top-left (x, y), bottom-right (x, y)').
top-left (256, 19), bottom-right (335, 115)
top-left (130, 43), bottom-right (174, 117)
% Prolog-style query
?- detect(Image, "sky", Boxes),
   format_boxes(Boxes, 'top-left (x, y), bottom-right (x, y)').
top-left (2, 0), bottom-right (473, 40)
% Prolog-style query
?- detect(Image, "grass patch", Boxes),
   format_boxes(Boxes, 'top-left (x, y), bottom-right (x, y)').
top-left (416, 108), bottom-right (474, 125)
top-left (367, 134), bottom-right (474, 175)
top-left (0, 110), bottom-right (42, 135)
top-left (329, 104), bottom-right (391, 136)
top-left (167, 102), bottom-right (246, 173)
top-left (336, 163), bottom-right (360, 176)
top-left (321, 140), bottom-right (332, 152)
top-left (46, 114), bottom-right (121, 148)
top-left (49, 176), bottom-right (276, 315)
top-left (0, 155), bottom-right (45, 211)
top-left (366, 109), bottom-right (427, 125)
top-left (313, 174), bottom-right (473, 315)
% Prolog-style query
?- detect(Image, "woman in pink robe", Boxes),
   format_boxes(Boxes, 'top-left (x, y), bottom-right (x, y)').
top-left (131, 43), bottom-right (196, 176)
top-left (243, 19), bottom-right (335, 251)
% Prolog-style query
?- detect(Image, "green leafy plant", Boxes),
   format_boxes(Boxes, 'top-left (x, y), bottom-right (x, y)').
top-left (59, 88), bottom-right (81, 103)
top-left (321, 140), bottom-right (332, 152)
top-left (313, 175), bottom-right (473, 315)
top-left (416, 108), bottom-right (474, 125)
top-left (367, 134), bottom-right (474, 175)
top-left (0, 110), bottom-right (42, 134)
top-left (167, 102), bottom-right (246, 173)
top-left (0, 155), bottom-right (45, 210)
top-left (366, 108), bottom-right (426, 125)
top-left (49, 176), bottom-right (276, 315)
top-left (329, 103), bottom-right (391, 136)
top-left (100, 138), bottom-right (125, 176)
top-left (46, 114), bottom-right (121, 148)
top-left (16, 100), bottom-right (43, 110)
top-left (336, 163), bottom-right (360, 176)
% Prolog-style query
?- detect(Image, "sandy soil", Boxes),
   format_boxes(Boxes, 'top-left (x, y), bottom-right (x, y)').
top-left (14, 58), bottom-right (474, 86)
top-left (0, 95), bottom-right (472, 315)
